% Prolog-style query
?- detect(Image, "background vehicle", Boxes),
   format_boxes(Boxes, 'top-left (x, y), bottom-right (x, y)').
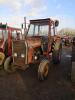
top-left (0, 23), bottom-right (21, 68)
top-left (4, 18), bottom-right (62, 80)
top-left (62, 36), bottom-right (71, 46)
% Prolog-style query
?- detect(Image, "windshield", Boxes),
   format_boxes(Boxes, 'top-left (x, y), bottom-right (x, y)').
top-left (27, 24), bottom-right (49, 36)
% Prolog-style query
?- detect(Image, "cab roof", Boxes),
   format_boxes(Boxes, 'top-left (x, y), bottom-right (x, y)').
top-left (30, 18), bottom-right (54, 25)
top-left (0, 23), bottom-right (21, 31)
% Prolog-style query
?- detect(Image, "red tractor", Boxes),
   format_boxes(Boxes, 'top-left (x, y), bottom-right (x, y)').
top-left (4, 18), bottom-right (62, 80)
top-left (0, 23), bottom-right (21, 68)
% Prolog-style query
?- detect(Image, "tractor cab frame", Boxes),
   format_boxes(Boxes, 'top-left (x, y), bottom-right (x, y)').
top-left (26, 18), bottom-right (59, 55)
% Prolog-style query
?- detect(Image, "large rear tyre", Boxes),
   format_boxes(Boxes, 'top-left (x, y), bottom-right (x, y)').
top-left (52, 50), bottom-right (61, 64)
top-left (52, 40), bottom-right (62, 64)
top-left (38, 60), bottom-right (49, 81)
top-left (4, 56), bottom-right (16, 73)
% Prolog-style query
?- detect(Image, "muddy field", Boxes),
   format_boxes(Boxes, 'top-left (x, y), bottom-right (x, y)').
top-left (0, 46), bottom-right (75, 100)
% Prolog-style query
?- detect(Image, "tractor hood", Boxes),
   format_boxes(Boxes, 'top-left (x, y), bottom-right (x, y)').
top-left (26, 37), bottom-right (41, 48)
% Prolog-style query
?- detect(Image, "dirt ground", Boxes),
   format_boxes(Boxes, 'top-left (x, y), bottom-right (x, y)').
top-left (0, 46), bottom-right (75, 100)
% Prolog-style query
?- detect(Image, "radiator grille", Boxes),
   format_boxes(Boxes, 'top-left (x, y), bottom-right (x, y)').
top-left (12, 40), bottom-right (26, 66)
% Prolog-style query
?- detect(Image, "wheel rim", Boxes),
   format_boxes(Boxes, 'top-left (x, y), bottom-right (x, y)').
top-left (43, 64), bottom-right (48, 77)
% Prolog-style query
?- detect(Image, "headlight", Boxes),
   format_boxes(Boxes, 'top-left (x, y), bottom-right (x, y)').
top-left (14, 53), bottom-right (17, 57)
top-left (21, 54), bottom-right (25, 58)
top-left (34, 56), bottom-right (38, 60)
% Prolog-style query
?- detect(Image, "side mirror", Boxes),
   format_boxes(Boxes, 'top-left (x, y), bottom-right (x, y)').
top-left (21, 24), bottom-right (23, 29)
top-left (55, 20), bottom-right (59, 27)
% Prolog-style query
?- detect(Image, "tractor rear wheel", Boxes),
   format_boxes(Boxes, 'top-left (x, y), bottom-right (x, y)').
top-left (52, 40), bottom-right (62, 64)
top-left (38, 60), bottom-right (49, 81)
top-left (4, 56), bottom-right (16, 73)
top-left (52, 50), bottom-right (61, 64)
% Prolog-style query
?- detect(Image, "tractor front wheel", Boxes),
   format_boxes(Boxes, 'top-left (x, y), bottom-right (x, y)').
top-left (4, 56), bottom-right (16, 73)
top-left (0, 52), bottom-right (5, 69)
top-left (38, 60), bottom-right (49, 81)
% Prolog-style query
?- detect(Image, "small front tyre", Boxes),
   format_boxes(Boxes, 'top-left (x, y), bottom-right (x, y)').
top-left (4, 56), bottom-right (16, 73)
top-left (38, 60), bottom-right (49, 81)
top-left (0, 52), bottom-right (5, 69)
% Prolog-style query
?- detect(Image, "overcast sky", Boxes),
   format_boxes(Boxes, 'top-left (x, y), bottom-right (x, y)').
top-left (0, 0), bottom-right (75, 30)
